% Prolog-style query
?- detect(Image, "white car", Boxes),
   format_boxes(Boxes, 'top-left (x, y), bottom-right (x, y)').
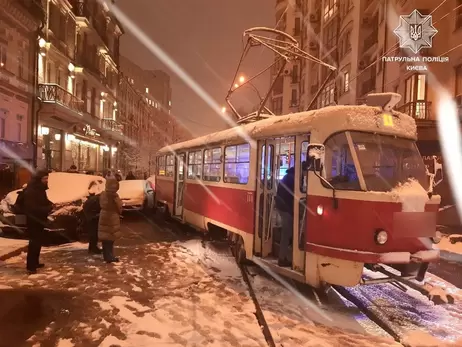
top-left (0, 172), bottom-right (105, 240)
top-left (118, 180), bottom-right (155, 212)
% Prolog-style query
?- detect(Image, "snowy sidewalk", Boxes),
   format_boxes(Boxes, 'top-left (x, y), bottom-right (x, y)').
top-left (0, 240), bottom-right (403, 347)
top-left (0, 237), bottom-right (28, 261)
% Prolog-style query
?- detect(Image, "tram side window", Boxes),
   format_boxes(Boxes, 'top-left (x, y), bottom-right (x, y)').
top-left (165, 154), bottom-right (174, 177)
top-left (203, 147), bottom-right (222, 182)
top-left (224, 143), bottom-right (250, 184)
top-left (157, 156), bottom-right (166, 176)
top-left (324, 132), bottom-right (361, 190)
top-left (187, 150), bottom-right (202, 179)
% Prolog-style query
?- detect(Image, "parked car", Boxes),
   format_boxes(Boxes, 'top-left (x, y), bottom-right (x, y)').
top-left (0, 172), bottom-right (105, 242)
top-left (118, 179), bottom-right (155, 212)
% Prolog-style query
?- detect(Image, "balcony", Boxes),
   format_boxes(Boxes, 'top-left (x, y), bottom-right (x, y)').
top-left (71, 0), bottom-right (92, 27)
top-left (38, 84), bottom-right (84, 117)
top-left (363, 31), bottom-right (378, 53)
top-left (360, 78), bottom-right (376, 96)
top-left (102, 118), bottom-right (123, 135)
top-left (18, 0), bottom-right (45, 22)
top-left (398, 101), bottom-right (432, 120)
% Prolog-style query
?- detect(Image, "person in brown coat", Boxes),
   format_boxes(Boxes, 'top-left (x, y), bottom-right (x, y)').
top-left (98, 178), bottom-right (123, 263)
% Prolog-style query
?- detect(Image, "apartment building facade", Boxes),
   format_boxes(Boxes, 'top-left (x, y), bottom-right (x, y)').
top-left (271, 0), bottom-right (306, 115)
top-left (118, 56), bottom-right (191, 173)
top-left (0, 0), bottom-right (44, 193)
top-left (36, 0), bottom-right (124, 173)
top-left (276, 0), bottom-right (462, 214)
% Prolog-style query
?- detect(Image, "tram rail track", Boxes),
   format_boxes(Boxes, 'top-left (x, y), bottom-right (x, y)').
top-left (155, 216), bottom-right (457, 347)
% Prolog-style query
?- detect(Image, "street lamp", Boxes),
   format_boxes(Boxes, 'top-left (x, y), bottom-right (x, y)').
top-left (238, 75), bottom-right (245, 84)
top-left (221, 106), bottom-right (226, 113)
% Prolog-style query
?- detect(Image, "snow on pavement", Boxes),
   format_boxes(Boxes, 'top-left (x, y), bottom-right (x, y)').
top-left (0, 237), bottom-right (27, 259)
top-left (1, 238), bottom-right (459, 346)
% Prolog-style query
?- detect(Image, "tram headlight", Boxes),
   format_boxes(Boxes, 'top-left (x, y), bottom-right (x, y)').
top-left (316, 205), bottom-right (323, 216)
top-left (375, 230), bottom-right (388, 245)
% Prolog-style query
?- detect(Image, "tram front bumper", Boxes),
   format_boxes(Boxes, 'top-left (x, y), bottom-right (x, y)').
top-left (306, 243), bottom-right (440, 264)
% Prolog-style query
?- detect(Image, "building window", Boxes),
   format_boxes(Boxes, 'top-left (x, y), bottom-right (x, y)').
top-left (294, 17), bottom-right (301, 36)
top-left (343, 71), bottom-right (350, 92)
top-left (319, 81), bottom-right (335, 107)
top-left (157, 156), bottom-right (165, 176)
top-left (291, 89), bottom-right (298, 106)
top-left (343, 31), bottom-right (352, 56)
top-left (405, 74), bottom-right (426, 103)
top-left (457, 0), bottom-right (462, 30)
top-left (187, 150), bottom-right (202, 179)
top-left (165, 154), bottom-right (174, 177)
top-left (17, 122), bottom-right (21, 141)
top-left (323, 20), bottom-right (338, 50)
top-left (0, 45), bottom-right (6, 67)
top-left (456, 65), bottom-right (462, 96)
top-left (323, 0), bottom-right (337, 21)
top-left (17, 51), bottom-right (25, 79)
top-left (145, 87), bottom-right (149, 93)
top-left (224, 144), bottom-right (250, 184)
top-left (404, 74), bottom-right (427, 119)
top-left (0, 117), bottom-right (5, 139)
top-left (273, 97), bottom-right (283, 114)
top-left (203, 147), bottom-right (222, 182)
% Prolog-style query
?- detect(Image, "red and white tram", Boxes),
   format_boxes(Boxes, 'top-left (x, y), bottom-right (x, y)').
top-left (155, 93), bottom-right (440, 288)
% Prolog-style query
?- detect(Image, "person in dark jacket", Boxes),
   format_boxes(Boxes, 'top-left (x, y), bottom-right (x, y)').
top-left (83, 185), bottom-right (102, 254)
top-left (115, 171), bottom-right (123, 182)
top-left (275, 162), bottom-right (308, 267)
top-left (23, 169), bottom-right (53, 274)
top-left (125, 171), bottom-right (136, 180)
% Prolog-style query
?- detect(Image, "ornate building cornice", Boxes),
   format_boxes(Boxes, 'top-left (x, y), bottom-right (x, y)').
top-left (0, 0), bottom-right (44, 32)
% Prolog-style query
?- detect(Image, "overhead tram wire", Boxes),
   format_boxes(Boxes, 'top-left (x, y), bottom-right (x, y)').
top-left (345, 1), bottom-right (460, 88)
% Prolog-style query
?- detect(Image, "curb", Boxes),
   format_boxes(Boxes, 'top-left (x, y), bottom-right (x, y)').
top-left (0, 245), bottom-right (28, 261)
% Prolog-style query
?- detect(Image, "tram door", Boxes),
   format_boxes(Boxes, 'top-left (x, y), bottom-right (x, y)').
top-left (254, 139), bottom-right (277, 257)
top-left (173, 153), bottom-right (185, 217)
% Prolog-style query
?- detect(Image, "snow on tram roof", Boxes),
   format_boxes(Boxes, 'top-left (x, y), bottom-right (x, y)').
top-left (159, 105), bottom-right (416, 153)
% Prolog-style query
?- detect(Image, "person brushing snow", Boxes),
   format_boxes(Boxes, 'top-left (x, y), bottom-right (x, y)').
top-left (98, 177), bottom-right (123, 263)
top-left (22, 169), bottom-right (53, 274)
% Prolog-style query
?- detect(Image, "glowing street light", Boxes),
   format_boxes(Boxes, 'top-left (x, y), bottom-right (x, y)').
top-left (221, 106), bottom-right (226, 113)
top-left (238, 75), bottom-right (245, 84)
top-left (234, 83), bottom-right (239, 88)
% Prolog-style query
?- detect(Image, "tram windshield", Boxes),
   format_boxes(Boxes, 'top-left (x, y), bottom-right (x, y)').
top-left (324, 131), bottom-right (429, 192)
top-left (350, 132), bottom-right (429, 192)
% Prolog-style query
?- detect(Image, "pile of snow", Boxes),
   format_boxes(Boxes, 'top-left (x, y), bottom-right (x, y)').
top-left (47, 172), bottom-right (105, 204)
top-left (308, 144), bottom-right (325, 160)
top-left (390, 179), bottom-right (429, 212)
top-left (118, 180), bottom-right (145, 200)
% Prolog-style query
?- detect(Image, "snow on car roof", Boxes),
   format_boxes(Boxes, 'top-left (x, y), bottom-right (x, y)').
top-left (118, 180), bottom-right (146, 199)
top-left (158, 105), bottom-right (417, 153)
top-left (1, 172), bottom-right (105, 207)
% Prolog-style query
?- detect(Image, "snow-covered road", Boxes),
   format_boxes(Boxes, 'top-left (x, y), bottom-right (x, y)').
top-left (1, 222), bottom-right (461, 347)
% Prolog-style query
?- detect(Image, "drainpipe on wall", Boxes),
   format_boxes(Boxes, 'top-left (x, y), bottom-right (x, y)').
top-left (381, 3), bottom-right (388, 93)
top-left (31, 15), bottom-right (45, 169)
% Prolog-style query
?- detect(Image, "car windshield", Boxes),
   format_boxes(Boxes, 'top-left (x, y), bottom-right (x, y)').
top-left (350, 132), bottom-right (429, 192)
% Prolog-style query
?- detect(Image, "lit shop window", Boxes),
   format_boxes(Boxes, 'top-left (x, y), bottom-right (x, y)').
top-left (203, 147), bottom-right (221, 182)
top-left (224, 143), bottom-right (250, 184)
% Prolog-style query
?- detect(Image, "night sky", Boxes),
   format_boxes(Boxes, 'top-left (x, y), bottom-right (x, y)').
top-left (117, 0), bottom-right (274, 137)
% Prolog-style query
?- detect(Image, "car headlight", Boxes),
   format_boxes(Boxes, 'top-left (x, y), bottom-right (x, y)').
top-left (431, 231), bottom-right (442, 244)
top-left (375, 230), bottom-right (388, 245)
